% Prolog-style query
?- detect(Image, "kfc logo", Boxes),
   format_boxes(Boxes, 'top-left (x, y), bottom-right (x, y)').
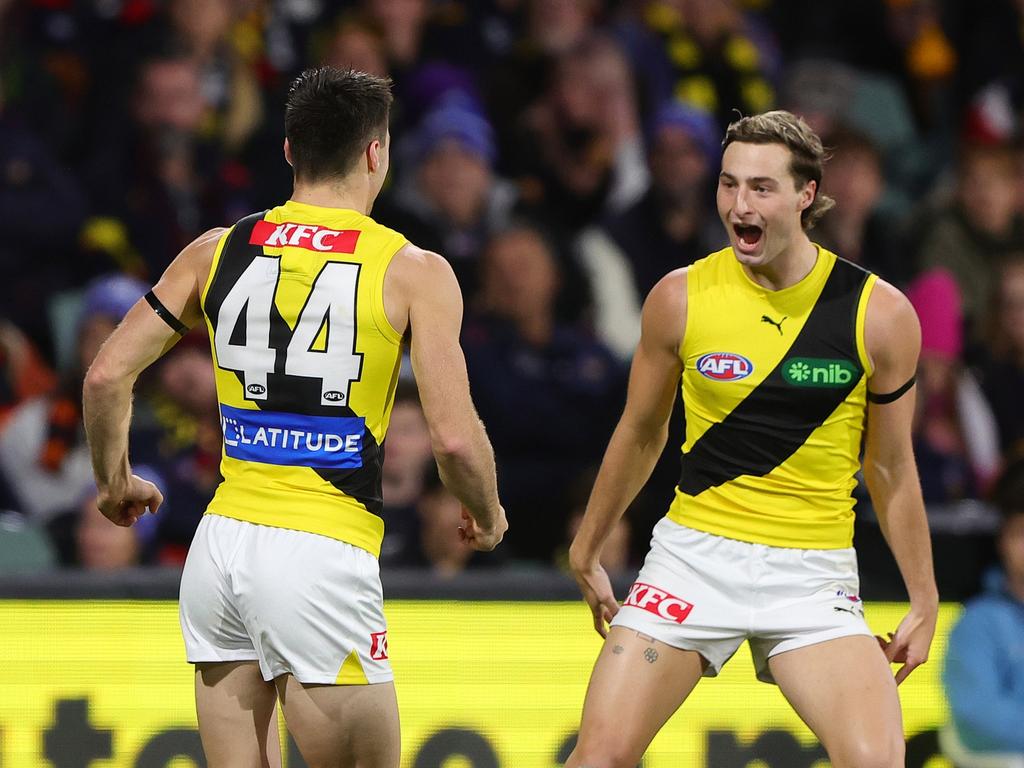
top-left (370, 631), bottom-right (388, 660)
top-left (623, 582), bottom-right (694, 624)
top-left (250, 220), bottom-right (361, 253)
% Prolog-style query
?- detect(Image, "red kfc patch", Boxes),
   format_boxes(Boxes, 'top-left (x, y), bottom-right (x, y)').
top-left (623, 582), bottom-right (694, 624)
top-left (369, 631), bottom-right (388, 661)
top-left (250, 220), bottom-right (361, 253)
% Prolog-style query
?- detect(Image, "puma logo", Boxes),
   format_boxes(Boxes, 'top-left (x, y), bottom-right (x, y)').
top-left (833, 605), bottom-right (860, 616)
top-left (761, 315), bottom-right (786, 335)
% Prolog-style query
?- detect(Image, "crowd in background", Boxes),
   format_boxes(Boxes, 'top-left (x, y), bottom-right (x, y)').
top-left (0, 0), bottom-right (1023, 595)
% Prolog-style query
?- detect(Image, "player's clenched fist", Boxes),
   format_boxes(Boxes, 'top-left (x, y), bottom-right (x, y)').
top-left (458, 506), bottom-right (508, 551)
top-left (96, 474), bottom-right (164, 527)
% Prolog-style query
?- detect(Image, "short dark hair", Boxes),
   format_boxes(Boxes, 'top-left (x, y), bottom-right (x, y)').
top-left (285, 67), bottom-right (393, 183)
top-left (723, 110), bottom-right (835, 230)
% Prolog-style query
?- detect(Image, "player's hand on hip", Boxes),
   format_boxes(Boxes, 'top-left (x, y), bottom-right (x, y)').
top-left (569, 556), bottom-right (619, 638)
top-left (96, 474), bottom-right (164, 527)
top-left (458, 506), bottom-right (507, 551)
top-left (878, 605), bottom-right (938, 685)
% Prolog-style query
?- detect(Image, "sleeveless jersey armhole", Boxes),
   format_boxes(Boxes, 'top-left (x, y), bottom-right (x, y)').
top-left (370, 235), bottom-right (409, 346)
top-left (855, 273), bottom-right (879, 378)
top-left (200, 226), bottom-right (239, 310)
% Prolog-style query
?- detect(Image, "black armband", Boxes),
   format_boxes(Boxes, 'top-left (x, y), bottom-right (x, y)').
top-left (145, 291), bottom-right (188, 335)
top-left (867, 374), bottom-right (916, 404)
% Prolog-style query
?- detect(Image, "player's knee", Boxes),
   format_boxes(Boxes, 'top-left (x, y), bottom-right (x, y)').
top-left (831, 732), bottom-right (905, 768)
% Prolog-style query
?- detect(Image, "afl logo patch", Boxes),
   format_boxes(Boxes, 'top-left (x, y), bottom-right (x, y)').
top-left (697, 352), bottom-right (754, 381)
top-left (246, 383), bottom-right (267, 396)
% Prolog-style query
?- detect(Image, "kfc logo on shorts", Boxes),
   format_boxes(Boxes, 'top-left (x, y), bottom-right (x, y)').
top-left (623, 582), bottom-right (694, 624)
top-left (369, 631), bottom-right (388, 661)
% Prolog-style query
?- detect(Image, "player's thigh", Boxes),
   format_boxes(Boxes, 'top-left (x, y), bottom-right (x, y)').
top-left (567, 626), bottom-right (706, 768)
top-left (276, 675), bottom-right (399, 768)
top-left (195, 661), bottom-right (282, 768)
top-left (769, 635), bottom-right (904, 768)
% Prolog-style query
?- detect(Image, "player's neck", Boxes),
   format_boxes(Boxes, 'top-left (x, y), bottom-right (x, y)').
top-left (291, 178), bottom-right (373, 215)
top-left (744, 237), bottom-right (818, 292)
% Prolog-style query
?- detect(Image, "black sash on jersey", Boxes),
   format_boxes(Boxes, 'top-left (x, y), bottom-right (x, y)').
top-left (678, 258), bottom-right (871, 497)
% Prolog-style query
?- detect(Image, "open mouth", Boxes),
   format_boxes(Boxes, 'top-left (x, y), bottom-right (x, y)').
top-left (733, 224), bottom-right (764, 253)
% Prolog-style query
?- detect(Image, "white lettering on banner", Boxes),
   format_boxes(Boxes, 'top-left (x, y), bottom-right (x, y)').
top-left (289, 224), bottom-right (315, 245)
top-left (220, 413), bottom-right (361, 461)
top-left (311, 229), bottom-right (338, 250)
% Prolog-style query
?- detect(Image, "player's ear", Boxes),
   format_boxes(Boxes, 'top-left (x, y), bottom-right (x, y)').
top-left (797, 179), bottom-right (816, 212)
top-left (367, 139), bottom-right (382, 175)
top-left (283, 138), bottom-right (293, 167)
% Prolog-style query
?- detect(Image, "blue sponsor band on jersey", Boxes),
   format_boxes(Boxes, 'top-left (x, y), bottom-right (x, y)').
top-left (220, 404), bottom-right (365, 469)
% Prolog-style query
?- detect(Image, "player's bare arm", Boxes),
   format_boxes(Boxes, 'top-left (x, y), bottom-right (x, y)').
top-left (569, 268), bottom-right (687, 636)
top-left (862, 278), bottom-right (938, 684)
top-left (386, 244), bottom-right (506, 552)
top-left (82, 228), bottom-right (223, 527)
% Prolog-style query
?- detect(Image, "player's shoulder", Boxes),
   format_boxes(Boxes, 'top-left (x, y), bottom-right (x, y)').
top-left (641, 267), bottom-right (689, 344)
top-left (390, 242), bottom-right (454, 279)
top-left (865, 277), bottom-right (918, 329)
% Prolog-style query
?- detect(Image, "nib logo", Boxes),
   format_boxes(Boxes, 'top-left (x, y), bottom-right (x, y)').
top-left (782, 358), bottom-right (859, 388)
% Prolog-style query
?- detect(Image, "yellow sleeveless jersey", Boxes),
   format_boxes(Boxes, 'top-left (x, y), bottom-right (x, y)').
top-left (667, 245), bottom-right (878, 549)
top-left (200, 200), bottom-right (407, 557)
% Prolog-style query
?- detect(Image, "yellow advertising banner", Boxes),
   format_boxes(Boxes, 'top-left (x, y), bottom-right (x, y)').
top-left (0, 600), bottom-right (959, 767)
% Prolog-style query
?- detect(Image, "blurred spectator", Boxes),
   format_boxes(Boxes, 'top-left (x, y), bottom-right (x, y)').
top-left (629, 0), bottom-right (778, 127)
top-left (578, 100), bottom-right (722, 360)
top-left (0, 74), bottom-right (88, 353)
top-left (0, 273), bottom-right (147, 524)
top-left (816, 126), bottom-right (908, 284)
top-left (485, 0), bottom-right (601, 175)
top-left (463, 225), bottom-right (626, 560)
top-left (375, 101), bottom-right (518, 296)
top-left (942, 458), bottom-right (1024, 759)
top-left (0, 320), bottom-right (56, 430)
top-left (407, 464), bottom-right (501, 578)
top-left (321, 12), bottom-right (390, 78)
top-left (916, 142), bottom-right (1024, 345)
top-left (515, 33), bottom-right (648, 234)
top-left (86, 53), bottom-right (234, 277)
top-left (378, 381), bottom-right (433, 566)
top-left (907, 270), bottom-right (1001, 503)
top-left (978, 256), bottom-right (1024, 457)
top-left (363, 0), bottom-right (431, 71)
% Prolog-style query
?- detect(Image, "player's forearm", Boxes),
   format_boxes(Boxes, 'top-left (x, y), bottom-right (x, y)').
top-left (571, 420), bottom-right (667, 565)
top-left (432, 416), bottom-right (501, 529)
top-left (82, 368), bottom-right (136, 493)
top-left (866, 462), bottom-right (938, 608)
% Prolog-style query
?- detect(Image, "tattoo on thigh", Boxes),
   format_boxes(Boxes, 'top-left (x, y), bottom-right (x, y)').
top-left (612, 644), bottom-right (624, 655)
top-left (644, 647), bottom-right (659, 664)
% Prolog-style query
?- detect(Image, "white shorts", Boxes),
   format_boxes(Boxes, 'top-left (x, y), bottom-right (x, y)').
top-left (612, 518), bottom-right (873, 684)
top-left (180, 514), bottom-right (393, 685)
